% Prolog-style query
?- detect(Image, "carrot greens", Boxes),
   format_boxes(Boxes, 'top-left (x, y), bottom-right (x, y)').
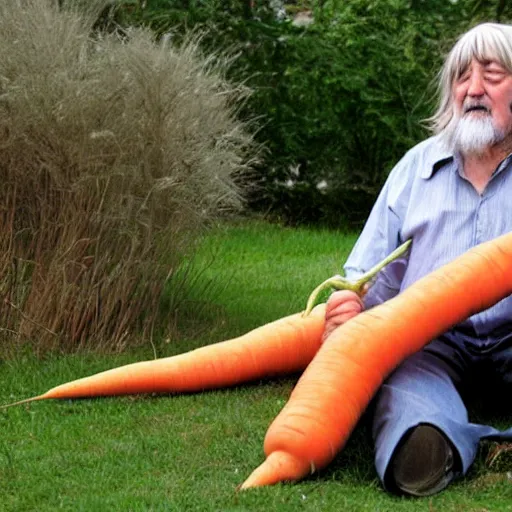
top-left (303, 239), bottom-right (412, 315)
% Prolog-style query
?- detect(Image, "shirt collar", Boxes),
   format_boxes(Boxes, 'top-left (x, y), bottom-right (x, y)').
top-left (419, 138), bottom-right (454, 180)
top-left (419, 135), bottom-right (512, 179)
top-left (495, 152), bottom-right (512, 175)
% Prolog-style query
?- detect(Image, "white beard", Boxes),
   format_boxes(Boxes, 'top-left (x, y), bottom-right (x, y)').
top-left (442, 114), bottom-right (505, 156)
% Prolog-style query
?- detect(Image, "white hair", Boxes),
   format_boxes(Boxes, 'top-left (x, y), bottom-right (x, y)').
top-left (429, 23), bottom-right (512, 134)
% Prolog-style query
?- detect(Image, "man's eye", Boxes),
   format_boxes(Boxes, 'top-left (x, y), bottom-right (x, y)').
top-left (485, 72), bottom-right (505, 82)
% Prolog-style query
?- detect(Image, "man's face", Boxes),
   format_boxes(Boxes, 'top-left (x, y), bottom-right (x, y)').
top-left (451, 58), bottom-right (512, 151)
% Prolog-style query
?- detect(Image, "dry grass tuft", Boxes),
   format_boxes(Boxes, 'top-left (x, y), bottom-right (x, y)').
top-left (0, 0), bottom-right (257, 354)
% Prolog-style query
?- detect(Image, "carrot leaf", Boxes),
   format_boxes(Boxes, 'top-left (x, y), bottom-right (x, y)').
top-left (303, 239), bottom-right (412, 316)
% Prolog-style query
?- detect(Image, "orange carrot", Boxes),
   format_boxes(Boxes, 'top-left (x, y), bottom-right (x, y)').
top-left (2, 305), bottom-right (326, 408)
top-left (241, 231), bottom-right (512, 489)
top-left (2, 241), bottom-right (410, 409)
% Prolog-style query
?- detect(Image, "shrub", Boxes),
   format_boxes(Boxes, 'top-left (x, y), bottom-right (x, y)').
top-left (0, 0), bottom-right (257, 354)
top-left (240, 0), bottom-right (467, 226)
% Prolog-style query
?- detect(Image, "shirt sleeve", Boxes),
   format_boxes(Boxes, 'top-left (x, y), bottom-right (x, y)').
top-left (343, 151), bottom-right (414, 308)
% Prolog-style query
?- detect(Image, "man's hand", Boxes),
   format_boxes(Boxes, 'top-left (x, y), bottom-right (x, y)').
top-left (323, 290), bottom-right (364, 342)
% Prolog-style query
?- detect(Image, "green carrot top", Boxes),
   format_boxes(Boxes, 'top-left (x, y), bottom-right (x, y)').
top-left (303, 239), bottom-right (412, 316)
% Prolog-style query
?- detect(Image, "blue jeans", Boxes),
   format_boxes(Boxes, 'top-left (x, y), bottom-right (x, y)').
top-left (372, 328), bottom-right (512, 490)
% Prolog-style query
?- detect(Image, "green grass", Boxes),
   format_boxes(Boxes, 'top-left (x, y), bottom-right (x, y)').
top-left (169, 219), bottom-right (359, 343)
top-left (1, 220), bottom-right (512, 511)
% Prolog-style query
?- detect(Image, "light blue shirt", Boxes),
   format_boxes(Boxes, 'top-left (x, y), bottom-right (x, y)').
top-left (344, 134), bottom-right (512, 336)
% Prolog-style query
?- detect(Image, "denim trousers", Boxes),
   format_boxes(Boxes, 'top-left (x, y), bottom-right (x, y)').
top-left (372, 327), bottom-right (512, 489)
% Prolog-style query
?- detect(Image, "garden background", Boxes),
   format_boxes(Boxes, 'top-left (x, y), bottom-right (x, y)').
top-left (1, 1), bottom-right (512, 510)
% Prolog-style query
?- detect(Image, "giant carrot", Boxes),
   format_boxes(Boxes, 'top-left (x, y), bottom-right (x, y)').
top-left (241, 231), bottom-right (512, 489)
top-left (1, 306), bottom-right (326, 408)
top-left (2, 241), bottom-right (409, 409)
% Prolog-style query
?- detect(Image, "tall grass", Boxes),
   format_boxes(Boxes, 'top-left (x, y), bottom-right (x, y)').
top-left (0, 0), bottom-right (257, 354)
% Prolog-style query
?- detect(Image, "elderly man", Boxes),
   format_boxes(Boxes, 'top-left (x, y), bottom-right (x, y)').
top-left (325, 22), bottom-right (512, 496)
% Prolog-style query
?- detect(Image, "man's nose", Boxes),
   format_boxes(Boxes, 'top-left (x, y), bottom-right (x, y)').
top-left (467, 71), bottom-right (485, 97)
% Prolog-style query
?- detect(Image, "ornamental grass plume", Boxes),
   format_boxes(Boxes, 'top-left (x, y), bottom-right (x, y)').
top-left (0, 0), bottom-right (257, 354)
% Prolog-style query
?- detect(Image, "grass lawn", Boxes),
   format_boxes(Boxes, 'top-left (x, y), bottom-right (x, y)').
top-left (1, 220), bottom-right (511, 511)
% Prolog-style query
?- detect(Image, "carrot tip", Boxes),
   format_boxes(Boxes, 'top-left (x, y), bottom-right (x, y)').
top-left (240, 450), bottom-right (311, 489)
top-left (0, 395), bottom-right (44, 410)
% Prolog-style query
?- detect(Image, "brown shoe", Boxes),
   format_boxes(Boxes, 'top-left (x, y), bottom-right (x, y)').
top-left (390, 425), bottom-right (455, 497)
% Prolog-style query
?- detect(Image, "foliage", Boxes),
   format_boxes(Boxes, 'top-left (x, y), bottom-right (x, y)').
top-left (80, 0), bottom-right (512, 228)
top-left (0, 0), bottom-right (257, 353)
top-left (467, 0), bottom-right (512, 22)
top-left (112, 0), bottom-right (477, 226)
top-left (243, 1), bottom-right (445, 225)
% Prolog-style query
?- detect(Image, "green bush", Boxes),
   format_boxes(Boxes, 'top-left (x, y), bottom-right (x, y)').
top-left (0, 0), bottom-right (257, 353)
top-left (237, 0), bottom-right (473, 225)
